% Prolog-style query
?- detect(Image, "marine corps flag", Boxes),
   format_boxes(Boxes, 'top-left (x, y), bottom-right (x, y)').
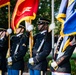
top-left (11, 0), bottom-right (39, 31)
top-left (0, 0), bottom-right (10, 8)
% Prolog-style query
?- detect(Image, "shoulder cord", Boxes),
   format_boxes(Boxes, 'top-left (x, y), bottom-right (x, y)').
top-left (36, 32), bottom-right (48, 55)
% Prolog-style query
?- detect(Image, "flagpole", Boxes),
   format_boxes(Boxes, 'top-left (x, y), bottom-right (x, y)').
top-left (6, 3), bottom-right (10, 58)
top-left (51, 0), bottom-right (55, 60)
top-left (29, 20), bottom-right (33, 58)
top-left (25, 20), bottom-right (33, 58)
top-left (29, 31), bottom-right (33, 57)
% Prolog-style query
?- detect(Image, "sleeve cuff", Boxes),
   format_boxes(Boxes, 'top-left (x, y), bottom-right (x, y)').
top-left (33, 56), bottom-right (39, 64)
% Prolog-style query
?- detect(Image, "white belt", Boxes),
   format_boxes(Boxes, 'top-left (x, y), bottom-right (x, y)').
top-left (52, 72), bottom-right (71, 75)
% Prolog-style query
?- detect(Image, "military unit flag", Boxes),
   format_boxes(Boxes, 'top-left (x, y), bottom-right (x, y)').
top-left (56, 0), bottom-right (76, 36)
top-left (11, 0), bottom-right (39, 31)
top-left (63, 0), bottom-right (76, 36)
top-left (0, 0), bottom-right (10, 8)
top-left (56, 0), bottom-right (68, 24)
top-left (63, 11), bottom-right (76, 35)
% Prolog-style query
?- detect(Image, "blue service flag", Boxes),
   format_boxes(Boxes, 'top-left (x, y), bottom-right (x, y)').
top-left (66, 0), bottom-right (76, 20)
top-left (63, 11), bottom-right (76, 35)
top-left (56, 0), bottom-right (68, 23)
top-left (59, 0), bottom-right (76, 36)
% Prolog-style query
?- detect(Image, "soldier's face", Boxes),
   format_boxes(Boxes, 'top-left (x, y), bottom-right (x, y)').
top-left (38, 24), bottom-right (48, 31)
top-left (38, 24), bottom-right (44, 31)
top-left (16, 28), bottom-right (22, 34)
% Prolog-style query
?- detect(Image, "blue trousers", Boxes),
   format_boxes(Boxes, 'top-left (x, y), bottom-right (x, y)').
top-left (8, 69), bottom-right (22, 75)
top-left (30, 69), bottom-right (46, 75)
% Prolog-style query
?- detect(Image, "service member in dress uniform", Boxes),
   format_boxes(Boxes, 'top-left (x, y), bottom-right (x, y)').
top-left (0, 28), bottom-right (12, 75)
top-left (7, 24), bottom-right (33, 75)
top-left (28, 18), bottom-right (52, 75)
top-left (50, 35), bottom-right (76, 75)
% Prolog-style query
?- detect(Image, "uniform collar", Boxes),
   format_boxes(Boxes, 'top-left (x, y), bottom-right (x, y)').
top-left (0, 37), bottom-right (4, 40)
top-left (40, 30), bottom-right (47, 34)
top-left (16, 33), bottom-right (23, 37)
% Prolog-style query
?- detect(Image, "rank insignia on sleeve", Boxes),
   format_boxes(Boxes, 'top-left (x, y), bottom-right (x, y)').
top-left (22, 44), bottom-right (26, 47)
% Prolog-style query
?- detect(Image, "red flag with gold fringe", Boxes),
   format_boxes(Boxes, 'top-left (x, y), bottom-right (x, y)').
top-left (0, 0), bottom-right (10, 8)
top-left (11, 0), bottom-right (39, 31)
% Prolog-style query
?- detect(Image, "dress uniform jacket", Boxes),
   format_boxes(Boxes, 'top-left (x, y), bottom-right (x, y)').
top-left (0, 36), bottom-right (8, 72)
top-left (29, 31), bottom-right (52, 71)
top-left (8, 33), bottom-right (29, 71)
top-left (51, 35), bottom-right (76, 73)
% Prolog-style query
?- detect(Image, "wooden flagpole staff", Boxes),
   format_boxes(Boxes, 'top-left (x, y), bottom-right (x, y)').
top-left (6, 3), bottom-right (10, 58)
top-left (25, 19), bottom-right (33, 58)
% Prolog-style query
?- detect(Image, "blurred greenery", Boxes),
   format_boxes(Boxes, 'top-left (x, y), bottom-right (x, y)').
top-left (24, 51), bottom-right (30, 62)
top-left (71, 53), bottom-right (76, 59)
top-left (70, 59), bottom-right (76, 75)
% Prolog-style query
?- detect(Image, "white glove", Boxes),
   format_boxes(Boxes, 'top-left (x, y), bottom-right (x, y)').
top-left (7, 57), bottom-right (12, 65)
top-left (51, 61), bottom-right (58, 70)
top-left (27, 25), bottom-right (33, 32)
top-left (7, 28), bottom-right (12, 34)
top-left (49, 23), bottom-right (55, 30)
top-left (29, 58), bottom-right (34, 65)
top-left (7, 57), bottom-right (12, 62)
top-left (25, 22), bottom-right (33, 32)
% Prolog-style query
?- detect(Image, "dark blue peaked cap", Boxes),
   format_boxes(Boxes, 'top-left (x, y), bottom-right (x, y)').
top-left (37, 17), bottom-right (50, 25)
top-left (19, 24), bottom-right (25, 29)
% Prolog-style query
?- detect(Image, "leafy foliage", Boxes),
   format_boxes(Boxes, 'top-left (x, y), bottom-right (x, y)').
top-left (70, 59), bottom-right (76, 75)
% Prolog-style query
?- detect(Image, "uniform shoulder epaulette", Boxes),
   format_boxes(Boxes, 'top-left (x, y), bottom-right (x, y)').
top-left (10, 35), bottom-right (15, 39)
